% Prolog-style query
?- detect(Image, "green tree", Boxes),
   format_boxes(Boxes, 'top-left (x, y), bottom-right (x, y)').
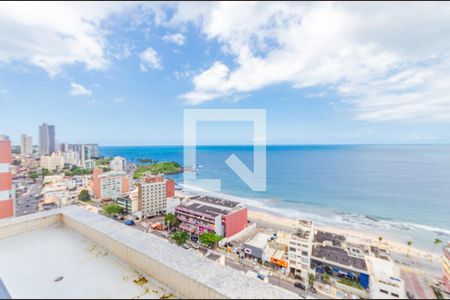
top-left (172, 231), bottom-right (189, 246)
top-left (323, 273), bottom-right (330, 284)
top-left (308, 273), bottom-right (315, 287)
top-left (103, 204), bottom-right (124, 215)
top-left (29, 172), bottom-right (39, 181)
top-left (199, 231), bottom-right (223, 248)
top-left (433, 238), bottom-right (443, 252)
top-left (378, 236), bottom-right (383, 242)
top-left (164, 213), bottom-right (178, 230)
top-left (78, 189), bottom-right (91, 202)
top-left (406, 240), bottom-right (413, 257)
top-left (41, 168), bottom-right (52, 177)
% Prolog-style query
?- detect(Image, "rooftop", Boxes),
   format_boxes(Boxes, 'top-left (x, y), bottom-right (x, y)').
top-left (0, 226), bottom-right (172, 299)
top-left (314, 231), bottom-right (346, 247)
top-left (192, 196), bottom-right (241, 208)
top-left (244, 232), bottom-right (272, 250)
top-left (177, 196), bottom-right (244, 218)
top-left (0, 206), bottom-right (298, 299)
top-left (312, 245), bottom-right (368, 272)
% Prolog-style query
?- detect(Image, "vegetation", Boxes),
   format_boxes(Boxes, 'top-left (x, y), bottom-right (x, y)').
top-left (29, 172), bottom-right (39, 181)
top-left (338, 278), bottom-right (364, 290)
top-left (406, 240), bottom-right (413, 257)
top-left (434, 238), bottom-right (443, 250)
top-left (199, 231), bottom-right (223, 248)
top-left (172, 231), bottom-right (189, 246)
top-left (134, 161), bottom-right (182, 179)
top-left (65, 167), bottom-right (93, 177)
top-left (41, 168), bottom-right (52, 177)
top-left (308, 273), bottom-right (315, 287)
top-left (78, 189), bottom-right (91, 202)
top-left (378, 236), bottom-right (383, 242)
top-left (95, 157), bottom-right (111, 166)
top-left (102, 167), bottom-right (112, 172)
top-left (323, 273), bottom-right (330, 284)
top-left (164, 213), bottom-right (178, 230)
top-left (102, 204), bottom-right (124, 215)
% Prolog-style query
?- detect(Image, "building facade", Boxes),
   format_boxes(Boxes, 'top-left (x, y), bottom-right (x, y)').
top-left (175, 196), bottom-right (247, 238)
top-left (39, 123), bottom-right (55, 155)
top-left (109, 156), bottom-right (126, 172)
top-left (20, 134), bottom-right (32, 156)
top-left (288, 220), bottom-right (315, 284)
top-left (138, 176), bottom-right (174, 218)
top-left (40, 152), bottom-right (65, 171)
top-left (92, 168), bottom-right (129, 200)
top-left (0, 137), bottom-right (14, 219)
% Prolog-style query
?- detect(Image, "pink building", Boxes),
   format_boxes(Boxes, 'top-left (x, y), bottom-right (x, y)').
top-left (92, 168), bottom-right (129, 200)
top-left (175, 196), bottom-right (247, 238)
top-left (0, 138), bottom-right (14, 219)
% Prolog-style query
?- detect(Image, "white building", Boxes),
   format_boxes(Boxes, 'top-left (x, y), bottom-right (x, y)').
top-left (138, 176), bottom-right (169, 218)
top-left (367, 254), bottom-right (406, 299)
top-left (20, 134), bottom-right (32, 156)
top-left (288, 220), bottom-right (314, 284)
top-left (63, 150), bottom-right (81, 167)
top-left (110, 156), bottom-right (126, 172)
top-left (166, 197), bottom-right (182, 214)
top-left (84, 159), bottom-right (96, 170)
top-left (40, 152), bottom-right (65, 171)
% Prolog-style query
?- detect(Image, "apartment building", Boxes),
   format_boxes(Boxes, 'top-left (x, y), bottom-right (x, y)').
top-left (288, 220), bottom-right (315, 284)
top-left (92, 168), bottom-right (129, 200)
top-left (138, 175), bottom-right (174, 218)
top-left (367, 246), bottom-right (406, 299)
top-left (175, 196), bottom-right (247, 238)
top-left (40, 152), bottom-right (65, 171)
top-left (20, 134), bottom-right (32, 156)
top-left (0, 137), bottom-right (14, 219)
top-left (109, 156), bottom-right (126, 172)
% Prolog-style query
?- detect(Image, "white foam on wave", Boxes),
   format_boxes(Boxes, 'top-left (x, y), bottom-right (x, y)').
top-left (179, 183), bottom-right (450, 247)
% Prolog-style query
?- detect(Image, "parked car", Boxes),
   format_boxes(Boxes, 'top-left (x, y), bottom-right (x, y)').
top-left (309, 287), bottom-right (317, 294)
top-left (124, 220), bottom-right (135, 226)
top-left (182, 244), bottom-right (190, 249)
top-left (294, 282), bottom-right (306, 291)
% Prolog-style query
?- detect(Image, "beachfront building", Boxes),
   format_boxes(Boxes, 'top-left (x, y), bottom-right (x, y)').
top-left (367, 246), bottom-right (406, 299)
top-left (109, 156), bottom-right (126, 172)
top-left (138, 175), bottom-right (175, 218)
top-left (40, 152), bottom-right (65, 172)
top-left (0, 136), bottom-right (14, 219)
top-left (92, 168), bottom-right (129, 200)
top-left (444, 243), bottom-right (450, 294)
top-left (244, 233), bottom-right (272, 261)
top-left (288, 220), bottom-right (315, 284)
top-left (166, 196), bottom-right (182, 214)
top-left (310, 231), bottom-right (371, 298)
top-left (175, 196), bottom-right (248, 238)
top-left (263, 232), bottom-right (290, 271)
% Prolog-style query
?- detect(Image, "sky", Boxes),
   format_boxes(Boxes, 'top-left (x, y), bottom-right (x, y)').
top-left (1, 2), bottom-right (450, 146)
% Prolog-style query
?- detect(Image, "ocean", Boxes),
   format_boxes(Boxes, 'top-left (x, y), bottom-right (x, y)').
top-left (100, 145), bottom-right (450, 251)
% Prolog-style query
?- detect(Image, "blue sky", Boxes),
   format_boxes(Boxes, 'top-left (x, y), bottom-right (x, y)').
top-left (1, 2), bottom-right (450, 146)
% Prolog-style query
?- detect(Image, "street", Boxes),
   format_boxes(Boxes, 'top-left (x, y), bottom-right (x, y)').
top-left (15, 180), bottom-right (42, 217)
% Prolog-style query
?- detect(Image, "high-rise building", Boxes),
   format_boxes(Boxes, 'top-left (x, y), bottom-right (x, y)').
top-left (138, 175), bottom-right (174, 218)
top-left (109, 156), bottom-right (127, 172)
top-left (288, 220), bottom-right (315, 284)
top-left (0, 136), bottom-right (14, 219)
top-left (40, 152), bottom-right (65, 172)
top-left (20, 134), bottom-right (33, 156)
top-left (92, 168), bottom-right (129, 200)
top-left (84, 144), bottom-right (100, 160)
top-left (39, 123), bottom-right (55, 155)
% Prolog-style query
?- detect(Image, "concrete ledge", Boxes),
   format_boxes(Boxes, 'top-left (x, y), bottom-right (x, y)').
top-left (0, 206), bottom-right (299, 299)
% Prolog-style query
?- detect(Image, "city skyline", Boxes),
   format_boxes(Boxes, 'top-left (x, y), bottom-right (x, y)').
top-left (2, 2), bottom-right (450, 146)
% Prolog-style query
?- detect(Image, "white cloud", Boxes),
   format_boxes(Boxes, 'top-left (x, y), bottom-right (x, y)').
top-left (113, 97), bottom-right (124, 103)
top-left (0, 2), bottom-right (134, 76)
top-left (0, 89), bottom-right (7, 94)
top-left (170, 2), bottom-right (450, 122)
top-left (140, 47), bottom-right (162, 71)
top-left (70, 82), bottom-right (92, 96)
top-left (162, 33), bottom-right (185, 45)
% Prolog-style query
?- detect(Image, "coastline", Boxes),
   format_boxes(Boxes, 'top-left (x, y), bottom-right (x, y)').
top-left (176, 186), bottom-right (444, 276)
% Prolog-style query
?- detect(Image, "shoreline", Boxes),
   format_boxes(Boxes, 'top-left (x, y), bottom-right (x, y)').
top-left (246, 208), bottom-right (442, 272)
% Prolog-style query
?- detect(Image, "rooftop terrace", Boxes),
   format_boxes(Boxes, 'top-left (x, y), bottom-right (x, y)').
top-left (0, 206), bottom-right (298, 299)
top-left (312, 245), bottom-right (368, 272)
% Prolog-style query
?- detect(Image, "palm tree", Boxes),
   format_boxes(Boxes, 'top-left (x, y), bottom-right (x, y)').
top-left (406, 240), bottom-right (413, 257)
top-left (433, 238), bottom-right (443, 252)
top-left (378, 236), bottom-right (383, 243)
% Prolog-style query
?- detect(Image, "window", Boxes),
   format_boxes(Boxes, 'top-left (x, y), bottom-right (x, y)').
top-left (391, 293), bottom-right (399, 298)
top-left (380, 289), bottom-right (388, 294)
